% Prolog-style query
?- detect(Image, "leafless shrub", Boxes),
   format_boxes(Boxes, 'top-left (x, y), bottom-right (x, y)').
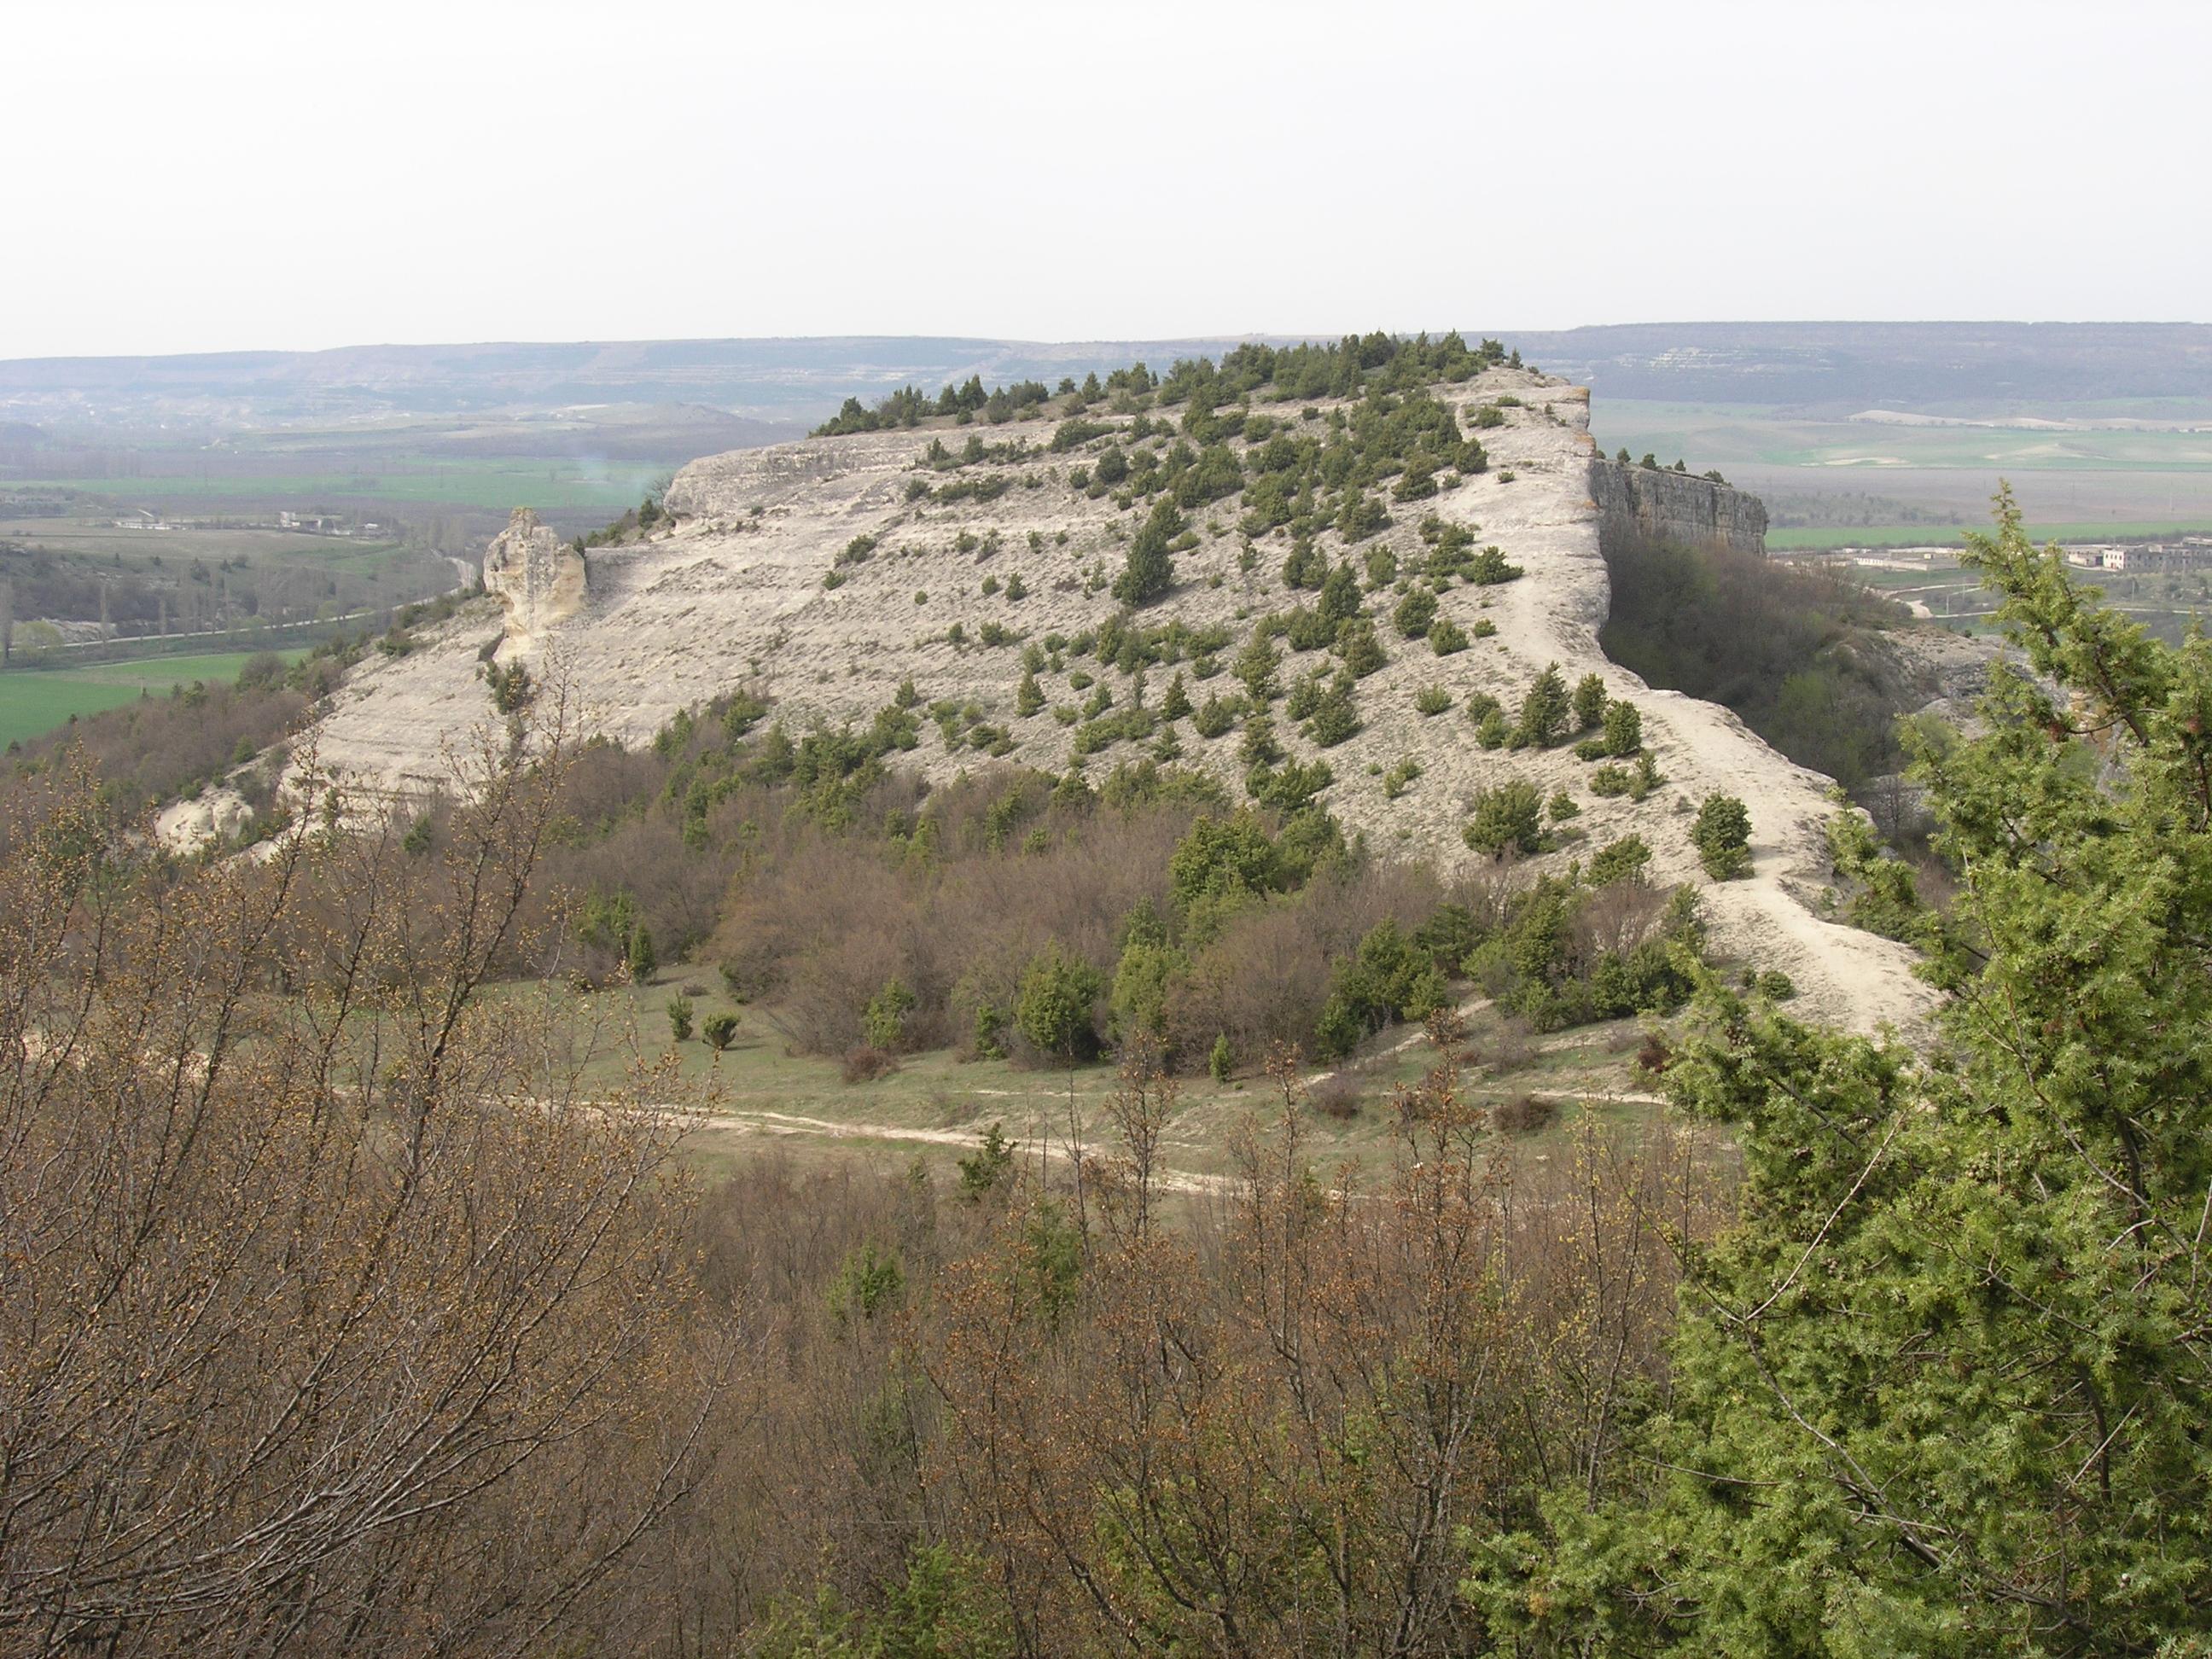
top-left (841, 1044), bottom-right (899, 1084)
top-left (1488, 1016), bottom-right (1537, 1074)
top-left (1494, 1092), bottom-right (1560, 1134)
top-left (1309, 1070), bottom-right (1364, 1119)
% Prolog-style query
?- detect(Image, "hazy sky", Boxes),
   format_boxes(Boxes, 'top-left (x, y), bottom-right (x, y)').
top-left (10, 0), bottom-right (2208, 359)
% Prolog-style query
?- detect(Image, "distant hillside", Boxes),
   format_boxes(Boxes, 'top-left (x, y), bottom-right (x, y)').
top-left (10, 323), bottom-right (2204, 433)
top-left (1498, 321), bottom-right (2212, 411)
top-left (0, 337), bottom-right (1295, 430)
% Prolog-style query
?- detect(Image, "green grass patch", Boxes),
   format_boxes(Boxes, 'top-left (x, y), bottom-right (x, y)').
top-left (0, 650), bottom-right (306, 749)
top-left (1768, 519), bottom-right (2212, 551)
top-left (527, 977), bottom-right (1656, 1186)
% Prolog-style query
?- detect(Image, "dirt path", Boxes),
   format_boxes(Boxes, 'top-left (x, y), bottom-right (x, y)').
top-left (701, 1107), bottom-right (1242, 1195)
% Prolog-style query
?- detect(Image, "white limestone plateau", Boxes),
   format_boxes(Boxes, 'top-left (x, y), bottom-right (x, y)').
top-left (304, 367), bottom-right (1934, 1033)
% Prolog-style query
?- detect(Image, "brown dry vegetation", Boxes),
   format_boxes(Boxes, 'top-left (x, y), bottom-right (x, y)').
top-left (0, 695), bottom-right (1731, 1654)
top-left (0, 697), bottom-right (719, 1655)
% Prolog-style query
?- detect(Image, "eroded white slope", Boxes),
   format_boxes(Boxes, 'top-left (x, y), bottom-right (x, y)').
top-left (306, 368), bottom-right (1933, 1033)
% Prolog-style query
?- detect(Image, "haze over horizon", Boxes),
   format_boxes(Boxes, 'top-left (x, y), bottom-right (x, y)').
top-left (12, 0), bottom-right (2209, 361)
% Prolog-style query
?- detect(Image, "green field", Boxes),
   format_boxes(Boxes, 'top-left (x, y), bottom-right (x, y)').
top-left (1768, 518), bottom-right (2212, 551)
top-left (1589, 394), bottom-right (2212, 550)
top-left (0, 649), bottom-right (305, 749)
top-left (1591, 400), bottom-right (2212, 473)
top-left (13, 457), bottom-right (665, 514)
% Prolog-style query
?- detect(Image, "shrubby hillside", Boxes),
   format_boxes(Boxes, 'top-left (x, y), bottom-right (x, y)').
top-left (4, 498), bottom-right (2208, 1653)
top-left (300, 332), bottom-right (1926, 1028)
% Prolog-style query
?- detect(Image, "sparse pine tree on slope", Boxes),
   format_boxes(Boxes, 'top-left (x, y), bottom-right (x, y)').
top-left (1114, 500), bottom-right (1182, 606)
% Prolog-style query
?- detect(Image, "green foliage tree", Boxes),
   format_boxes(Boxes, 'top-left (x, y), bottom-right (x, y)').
top-left (702, 1011), bottom-right (739, 1059)
top-left (666, 993), bottom-right (695, 1044)
top-left (824, 1240), bottom-right (904, 1326)
top-left (1469, 544), bottom-right (1522, 585)
top-left (625, 924), bottom-right (656, 983)
top-left (1161, 671), bottom-right (1192, 721)
top-left (1691, 793), bottom-right (1752, 879)
top-left (1464, 777), bottom-right (1545, 859)
top-left (1394, 587), bottom-right (1438, 639)
top-left (863, 978), bottom-right (918, 1051)
top-left (1114, 500), bottom-right (1183, 606)
top-left (1336, 491), bottom-right (1389, 543)
top-left (1318, 562), bottom-right (1363, 625)
top-left (1336, 618), bottom-right (1387, 678)
top-left (1301, 680), bottom-right (1360, 748)
top-left (1233, 634), bottom-right (1281, 702)
top-left (1109, 940), bottom-right (1187, 1049)
top-left (1601, 698), bottom-right (1643, 757)
top-left (1168, 809), bottom-right (1283, 910)
top-left (1284, 606), bottom-right (1336, 653)
top-left (1476, 488), bottom-right (2212, 1652)
top-left (486, 661), bottom-right (533, 715)
top-left (1313, 919), bottom-right (1450, 1059)
top-left (1015, 942), bottom-right (1104, 1062)
top-left (1514, 663), bottom-right (1572, 748)
top-left (1585, 834), bottom-right (1651, 887)
top-left (1572, 672), bottom-right (1609, 732)
top-left (1208, 1033), bottom-right (1235, 1083)
top-left (1281, 537), bottom-right (1327, 590)
top-left (957, 1122), bottom-right (1016, 1201)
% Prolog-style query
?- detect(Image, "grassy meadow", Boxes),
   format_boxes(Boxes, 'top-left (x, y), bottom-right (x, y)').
top-left (1592, 396), bottom-right (2212, 550)
top-left (529, 974), bottom-right (1660, 1188)
top-left (1768, 518), bottom-right (2212, 550)
top-left (0, 649), bottom-right (306, 749)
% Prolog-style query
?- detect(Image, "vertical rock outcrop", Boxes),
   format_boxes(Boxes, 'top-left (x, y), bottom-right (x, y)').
top-left (1590, 458), bottom-right (1767, 556)
top-left (481, 508), bottom-right (587, 655)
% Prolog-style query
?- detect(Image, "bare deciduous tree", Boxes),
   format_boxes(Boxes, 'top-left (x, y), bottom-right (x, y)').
top-left (0, 692), bottom-right (721, 1656)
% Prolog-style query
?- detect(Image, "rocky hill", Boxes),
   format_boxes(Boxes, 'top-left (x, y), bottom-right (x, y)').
top-left (305, 349), bottom-right (1930, 1033)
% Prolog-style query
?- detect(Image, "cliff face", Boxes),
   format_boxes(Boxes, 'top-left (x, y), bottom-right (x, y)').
top-left (481, 508), bottom-right (587, 656)
top-left (1590, 458), bottom-right (1767, 556)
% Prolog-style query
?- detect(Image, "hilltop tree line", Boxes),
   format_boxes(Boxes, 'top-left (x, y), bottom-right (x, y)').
top-left (812, 330), bottom-right (1522, 438)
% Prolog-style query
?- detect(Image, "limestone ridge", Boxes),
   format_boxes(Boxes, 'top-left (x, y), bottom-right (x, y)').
top-left (482, 508), bottom-right (588, 656)
top-left (304, 367), bottom-right (1932, 1033)
top-left (1590, 459), bottom-right (1767, 557)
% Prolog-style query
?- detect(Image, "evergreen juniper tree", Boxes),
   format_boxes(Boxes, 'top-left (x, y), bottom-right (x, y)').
top-left (1475, 488), bottom-right (2212, 1653)
top-left (1113, 500), bottom-right (1181, 606)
